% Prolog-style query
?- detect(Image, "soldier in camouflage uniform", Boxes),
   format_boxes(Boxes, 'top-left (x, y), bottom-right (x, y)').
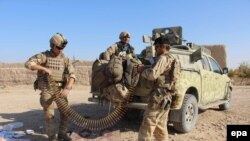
top-left (25, 33), bottom-right (75, 141)
top-left (137, 36), bottom-right (179, 141)
top-left (102, 31), bottom-right (136, 60)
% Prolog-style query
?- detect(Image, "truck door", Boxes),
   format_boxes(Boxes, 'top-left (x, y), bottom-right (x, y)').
top-left (200, 56), bottom-right (215, 104)
top-left (208, 57), bottom-right (227, 101)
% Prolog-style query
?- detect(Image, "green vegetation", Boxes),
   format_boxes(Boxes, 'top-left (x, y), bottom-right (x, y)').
top-left (228, 69), bottom-right (237, 78)
top-left (229, 62), bottom-right (250, 78)
top-left (228, 62), bottom-right (250, 85)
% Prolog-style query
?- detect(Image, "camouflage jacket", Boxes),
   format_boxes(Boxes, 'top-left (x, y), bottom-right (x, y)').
top-left (103, 41), bottom-right (136, 60)
top-left (141, 52), bottom-right (178, 90)
top-left (25, 50), bottom-right (76, 82)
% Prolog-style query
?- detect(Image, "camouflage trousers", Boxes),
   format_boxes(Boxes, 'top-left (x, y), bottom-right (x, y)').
top-left (138, 107), bottom-right (169, 141)
top-left (138, 90), bottom-right (171, 141)
top-left (40, 90), bottom-right (68, 140)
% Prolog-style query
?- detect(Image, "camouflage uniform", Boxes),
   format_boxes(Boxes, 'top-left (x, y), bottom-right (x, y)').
top-left (103, 41), bottom-right (136, 60)
top-left (138, 52), bottom-right (177, 141)
top-left (25, 50), bottom-right (75, 141)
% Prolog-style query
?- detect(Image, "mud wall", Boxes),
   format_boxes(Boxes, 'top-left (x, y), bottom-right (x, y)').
top-left (0, 63), bottom-right (92, 86)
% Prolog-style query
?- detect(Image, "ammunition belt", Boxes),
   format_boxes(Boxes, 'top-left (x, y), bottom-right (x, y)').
top-left (44, 76), bottom-right (135, 131)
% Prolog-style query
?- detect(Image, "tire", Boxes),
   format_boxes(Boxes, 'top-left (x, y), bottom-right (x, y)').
top-left (219, 88), bottom-right (232, 110)
top-left (173, 94), bottom-right (198, 133)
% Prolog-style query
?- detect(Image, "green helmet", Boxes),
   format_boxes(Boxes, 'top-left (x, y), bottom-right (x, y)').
top-left (50, 33), bottom-right (68, 48)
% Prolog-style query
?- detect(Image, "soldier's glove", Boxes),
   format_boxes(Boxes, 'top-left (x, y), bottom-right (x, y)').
top-left (160, 98), bottom-right (171, 110)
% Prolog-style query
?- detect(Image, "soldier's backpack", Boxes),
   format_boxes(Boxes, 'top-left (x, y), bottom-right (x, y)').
top-left (91, 55), bottom-right (141, 95)
top-left (124, 58), bottom-right (141, 87)
top-left (105, 56), bottom-right (123, 83)
top-left (91, 59), bottom-right (109, 92)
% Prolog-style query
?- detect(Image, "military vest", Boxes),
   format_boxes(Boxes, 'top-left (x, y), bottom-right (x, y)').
top-left (115, 42), bottom-right (134, 59)
top-left (45, 57), bottom-right (65, 81)
top-left (35, 51), bottom-right (67, 90)
top-left (41, 50), bottom-right (66, 82)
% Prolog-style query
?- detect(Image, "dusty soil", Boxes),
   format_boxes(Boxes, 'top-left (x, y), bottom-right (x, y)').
top-left (0, 85), bottom-right (250, 141)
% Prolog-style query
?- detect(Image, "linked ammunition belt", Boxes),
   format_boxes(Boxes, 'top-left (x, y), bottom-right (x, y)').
top-left (45, 76), bottom-right (135, 131)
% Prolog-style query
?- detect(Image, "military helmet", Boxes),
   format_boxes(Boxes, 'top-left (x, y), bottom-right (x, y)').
top-left (50, 33), bottom-right (68, 48)
top-left (119, 31), bottom-right (130, 39)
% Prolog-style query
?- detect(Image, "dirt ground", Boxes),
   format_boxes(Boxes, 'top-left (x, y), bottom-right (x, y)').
top-left (0, 85), bottom-right (250, 141)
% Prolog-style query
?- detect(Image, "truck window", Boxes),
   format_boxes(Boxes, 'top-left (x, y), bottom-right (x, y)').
top-left (201, 57), bottom-right (211, 71)
top-left (208, 57), bottom-right (222, 74)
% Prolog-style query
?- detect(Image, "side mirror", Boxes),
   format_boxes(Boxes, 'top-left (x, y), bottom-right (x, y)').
top-left (223, 67), bottom-right (229, 74)
top-left (142, 35), bottom-right (152, 43)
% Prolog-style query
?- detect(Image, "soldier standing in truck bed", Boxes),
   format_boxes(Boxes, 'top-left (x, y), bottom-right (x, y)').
top-left (102, 31), bottom-right (137, 60)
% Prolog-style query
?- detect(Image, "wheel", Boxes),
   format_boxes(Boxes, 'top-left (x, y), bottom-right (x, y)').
top-left (219, 88), bottom-right (232, 110)
top-left (173, 94), bottom-right (198, 133)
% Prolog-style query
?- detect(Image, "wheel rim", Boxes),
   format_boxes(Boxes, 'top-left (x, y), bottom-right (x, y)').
top-left (185, 103), bottom-right (195, 124)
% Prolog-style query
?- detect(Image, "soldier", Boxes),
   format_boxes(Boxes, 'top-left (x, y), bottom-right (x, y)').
top-left (102, 31), bottom-right (136, 60)
top-left (25, 33), bottom-right (75, 141)
top-left (137, 36), bottom-right (180, 141)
